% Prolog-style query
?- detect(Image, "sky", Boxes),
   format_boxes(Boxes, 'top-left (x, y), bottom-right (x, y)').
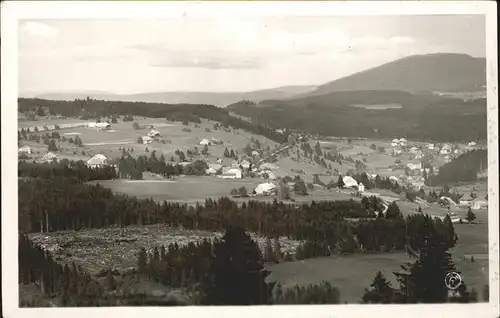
top-left (18, 15), bottom-right (485, 95)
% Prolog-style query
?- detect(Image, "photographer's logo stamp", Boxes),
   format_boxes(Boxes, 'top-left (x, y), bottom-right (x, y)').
top-left (444, 271), bottom-right (462, 290)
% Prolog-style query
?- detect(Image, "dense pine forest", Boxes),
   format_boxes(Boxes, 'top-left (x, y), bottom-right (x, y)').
top-left (426, 149), bottom-right (488, 185)
top-left (18, 97), bottom-right (288, 143)
top-left (228, 96), bottom-right (486, 142)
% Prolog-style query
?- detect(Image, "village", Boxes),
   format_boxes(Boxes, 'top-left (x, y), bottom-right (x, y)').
top-left (18, 113), bottom-right (488, 223)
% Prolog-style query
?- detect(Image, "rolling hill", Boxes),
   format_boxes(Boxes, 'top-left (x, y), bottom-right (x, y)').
top-left (309, 53), bottom-right (486, 96)
top-left (34, 85), bottom-right (317, 108)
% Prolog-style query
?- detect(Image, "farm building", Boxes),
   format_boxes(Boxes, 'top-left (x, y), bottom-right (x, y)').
top-left (440, 144), bottom-right (452, 155)
top-left (459, 193), bottom-right (475, 205)
top-left (409, 146), bottom-right (419, 154)
top-left (343, 176), bottom-right (358, 188)
top-left (88, 122), bottom-right (111, 130)
top-left (141, 136), bottom-right (153, 144)
top-left (211, 137), bottom-right (223, 145)
top-left (208, 163), bottom-right (223, 172)
top-left (147, 129), bottom-right (161, 137)
top-left (426, 143), bottom-right (435, 150)
top-left (218, 167), bottom-right (242, 179)
top-left (239, 159), bottom-right (252, 170)
top-left (467, 141), bottom-right (477, 147)
top-left (200, 139), bottom-right (211, 146)
top-left (254, 182), bottom-right (277, 196)
top-left (87, 154), bottom-right (108, 169)
top-left (391, 139), bottom-right (400, 148)
top-left (472, 200), bottom-right (488, 210)
top-left (399, 138), bottom-right (407, 146)
top-left (18, 146), bottom-right (32, 154)
top-left (205, 167), bottom-right (218, 175)
top-left (251, 150), bottom-right (260, 157)
top-left (358, 183), bottom-right (365, 192)
top-left (42, 152), bottom-right (58, 163)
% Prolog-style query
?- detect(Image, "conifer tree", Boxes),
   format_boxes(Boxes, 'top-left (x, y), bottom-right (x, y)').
top-left (337, 175), bottom-right (345, 189)
top-left (393, 215), bottom-right (465, 303)
top-left (137, 248), bottom-right (148, 275)
top-left (466, 207), bottom-right (476, 223)
top-left (201, 226), bottom-right (275, 305)
top-left (361, 271), bottom-right (394, 303)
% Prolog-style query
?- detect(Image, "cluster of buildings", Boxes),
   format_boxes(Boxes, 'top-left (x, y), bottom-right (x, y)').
top-left (390, 137), bottom-right (478, 164)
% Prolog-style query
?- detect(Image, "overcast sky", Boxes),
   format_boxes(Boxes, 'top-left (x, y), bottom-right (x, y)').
top-left (18, 15), bottom-right (485, 95)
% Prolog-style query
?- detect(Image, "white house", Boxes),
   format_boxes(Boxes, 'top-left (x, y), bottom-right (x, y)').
top-left (87, 154), bottom-right (108, 168)
top-left (216, 158), bottom-right (223, 164)
top-left (141, 136), bottom-right (153, 144)
top-left (427, 143), bottom-right (435, 150)
top-left (391, 139), bottom-right (400, 148)
top-left (254, 182), bottom-right (277, 196)
top-left (251, 150), bottom-right (260, 157)
top-left (200, 139), bottom-right (211, 146)
top-left (440, 144), bottom-right (452, 155)
top-left (409, 146), bottom-right (419, 154)
top-left (343, 176), bottom-right (358, 188)
top-left (96, 122), bottom-right (111, 130)
top-left (459, 193), bottom-right (474, 206)
top-left (467, 141), bottom-right (477, 147)
top-left (239, 159), bottom-right (251, 170)
top-left (18, 146), bottom-right (32, 155)
top-left (399, 138), bottom-right (407, 146)
top-left (218, 167), bottom-right (242, 179)
top-left (472, 200), bottom-right (487, 210)
top-left (42, 152), bottom-right (58, 163)
top-left (147, 129), bottom-right (161, 137)
top-left (205, 167), bottom-right (218, 175)
top-left (358, 183), bottom-right (365, 192)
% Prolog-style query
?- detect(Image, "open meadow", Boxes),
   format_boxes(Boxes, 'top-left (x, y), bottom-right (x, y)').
top-left (267, 218), bottom-right (489, 303)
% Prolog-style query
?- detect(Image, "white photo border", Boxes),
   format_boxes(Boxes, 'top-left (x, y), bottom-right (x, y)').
top-left (1, 1), bottom-right (498, 318)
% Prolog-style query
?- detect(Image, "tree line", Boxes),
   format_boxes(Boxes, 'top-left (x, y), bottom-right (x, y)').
top-left (117, 152), bottom-right (208, 179)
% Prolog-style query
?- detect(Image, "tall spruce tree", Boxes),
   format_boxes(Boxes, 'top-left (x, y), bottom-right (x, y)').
top-left (393, 215), bottom-right (465, 303)
top-left (201, 226), bottom-right (275, 305)
top-left (361, 271), bottom-right (395, 304)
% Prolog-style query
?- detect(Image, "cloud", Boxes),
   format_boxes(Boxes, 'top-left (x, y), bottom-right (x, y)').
top-left (22, 21), bottom-right (59, 38)
top-left (151, 52), bottom-right (264, 70)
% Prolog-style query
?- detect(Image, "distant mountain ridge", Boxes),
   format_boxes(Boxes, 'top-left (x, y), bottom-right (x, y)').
top-left (34, 85), bottom-right (317, 108)
top-left (308, 53), bottom-right (486, 96)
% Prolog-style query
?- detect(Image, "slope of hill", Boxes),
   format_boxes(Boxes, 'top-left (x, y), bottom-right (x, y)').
top-left (34, 85), bottom-right (317, 108)
top-left (310, 53), bottom-right (486, 96)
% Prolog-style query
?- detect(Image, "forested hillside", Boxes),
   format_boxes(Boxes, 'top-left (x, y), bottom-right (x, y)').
top-left (229, 95), bottom-right (486, 142)
top-left (18, 98), bottom-right (288, 143)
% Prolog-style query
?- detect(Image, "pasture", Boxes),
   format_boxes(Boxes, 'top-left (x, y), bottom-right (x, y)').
top-left (19, 117), bottom-right (278, 166)
top-left (94, 176), bottom-right (360, 204)
top-left (267, 219), bottom-right (489, 303)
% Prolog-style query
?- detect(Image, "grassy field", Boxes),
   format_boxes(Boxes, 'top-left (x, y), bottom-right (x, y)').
top-left (267, 218), bottom-right (489, 303)
top-left (94, 176), bottom-right (360, 204)
top-left (19, 117), bottom-right (278, 166)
